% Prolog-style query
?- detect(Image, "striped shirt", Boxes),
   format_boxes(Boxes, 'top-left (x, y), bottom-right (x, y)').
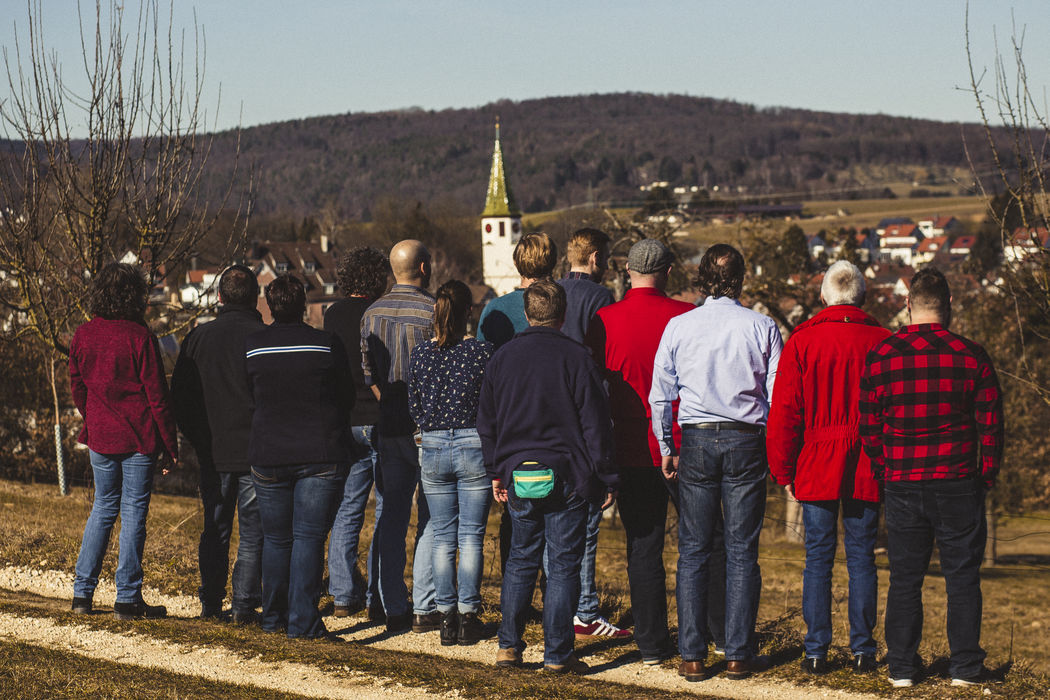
top-left (360, 284), bottom-right (435, 435)
top-left (859, 323), bottom-right (1004, 487)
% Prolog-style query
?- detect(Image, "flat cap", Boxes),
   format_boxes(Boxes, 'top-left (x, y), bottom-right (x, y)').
top-left (627, 238), bottom-right (675, 274)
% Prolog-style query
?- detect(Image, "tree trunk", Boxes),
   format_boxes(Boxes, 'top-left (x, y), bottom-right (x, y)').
top-left (50, 357), bottom-right (68, 496)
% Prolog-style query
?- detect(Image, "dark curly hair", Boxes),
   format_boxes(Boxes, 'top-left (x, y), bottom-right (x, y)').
top-left (695, 243), bottom-right (745, 299)
top-left (265, 274), bottom-right (307, 323)
top-left (89, 262), bottom-right (149, 322)
top-left (337, 246), bottom-right (389, 298)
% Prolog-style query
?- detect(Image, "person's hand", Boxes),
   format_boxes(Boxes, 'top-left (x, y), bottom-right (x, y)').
top-left (785, 483), bottom-right (796, 500)
top-left (661, 455), bottom-right (679, 480)
top-left (601, 490), bottom-right (617, 510)
top-left (492, 479), bottom-right (508, 503)
top-left (159, 453), bottom-right (175, 476)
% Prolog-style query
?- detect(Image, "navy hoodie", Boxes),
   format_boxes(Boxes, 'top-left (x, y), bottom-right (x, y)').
top-left (477, 325), bottom-right (618, 505)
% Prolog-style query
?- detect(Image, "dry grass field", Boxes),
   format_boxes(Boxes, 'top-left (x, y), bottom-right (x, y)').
top-left (0, 477), bottom-right (1048, 698)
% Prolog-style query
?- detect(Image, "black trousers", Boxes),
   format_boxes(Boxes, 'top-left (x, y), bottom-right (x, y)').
top-left (619, 466), bottom-right (726, 658)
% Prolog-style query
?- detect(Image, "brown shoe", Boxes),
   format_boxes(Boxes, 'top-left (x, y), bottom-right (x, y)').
top-left (678, 660), bottom-right (706, 682)
top-left (496, 647), bottom-right (523, 668)
top-left (544, 655), bottom-right (588, 675)
top-left (725, 655), bottom-right (770, 680)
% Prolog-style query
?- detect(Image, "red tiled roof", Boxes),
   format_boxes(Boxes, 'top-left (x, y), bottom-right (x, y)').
top-left (917, 235), bottom-right (948, 253)
top-left (882, 223), bottom-right (918, 238)
top-left (950, 235), bottom-right (976, 250)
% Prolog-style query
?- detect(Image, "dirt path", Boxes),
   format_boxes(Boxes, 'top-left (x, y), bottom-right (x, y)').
top-left (0, 565), bottom-right (881, 700)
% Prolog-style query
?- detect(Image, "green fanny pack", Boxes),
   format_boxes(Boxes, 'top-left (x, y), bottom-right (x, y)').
top-left (512, 462), bottom-right (555, 499)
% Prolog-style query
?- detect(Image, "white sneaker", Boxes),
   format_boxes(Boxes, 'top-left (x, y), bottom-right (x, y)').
top-left (573, 615), bottom-right (632, 638)
top-left (889, 677), bottom-right (914, 688)
top-left (950, 677), bottom-right (978, 687)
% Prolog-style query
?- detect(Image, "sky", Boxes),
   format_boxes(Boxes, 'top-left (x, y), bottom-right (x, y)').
top-left (1, 0), bottom-right (1048, 135)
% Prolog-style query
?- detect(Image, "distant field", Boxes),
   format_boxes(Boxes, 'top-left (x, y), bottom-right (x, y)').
top-left (673, 195), bottom-right (991, 244)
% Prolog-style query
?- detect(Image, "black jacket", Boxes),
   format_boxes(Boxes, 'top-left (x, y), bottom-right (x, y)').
top-left (172, 305), bottom-right (266, 472)
top-left (477, 326), bottom-right (618, 505)
top-left (323, 297), bottom-right (381, 427)
top-left (245, 321), bottom-right (355, 467)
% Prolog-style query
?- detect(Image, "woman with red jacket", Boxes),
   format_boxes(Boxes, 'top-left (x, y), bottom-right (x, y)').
top-left (69, 262), bottom-right (178, 620)
top-left (766, 261), bottom-right (891, 676)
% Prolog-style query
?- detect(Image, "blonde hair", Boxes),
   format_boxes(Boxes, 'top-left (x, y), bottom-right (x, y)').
top-left (513, 232), bottom-right (558, 279)
top-left (566, 228), bottom-right (609, 267)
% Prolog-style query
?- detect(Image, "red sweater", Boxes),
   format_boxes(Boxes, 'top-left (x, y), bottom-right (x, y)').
top-left (586, 287), bottom-right (694, 468)
top-left (766, 306), bottom-right (890, 502)
top-left (69, 318), bottom-right (179, 460)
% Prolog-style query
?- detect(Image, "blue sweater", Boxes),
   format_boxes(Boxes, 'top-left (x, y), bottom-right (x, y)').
top-left (477, 289), bottom-right (528, 348)
top-left (558, 273), bottom-right (614, 344)
top-left (477, 326), bottom-right (618, 505)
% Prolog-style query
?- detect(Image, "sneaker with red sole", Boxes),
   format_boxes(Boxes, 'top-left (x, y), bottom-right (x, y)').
top-left (573, 615), bottom-right (631, 639)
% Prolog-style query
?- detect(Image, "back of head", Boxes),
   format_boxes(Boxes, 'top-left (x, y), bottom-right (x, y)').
top-left (90, 262), bottom-right (148, 322)
top-left (909, 267), bottom-right (951, 320)
top-left (219, 265), bottom-right (260, 307)
top-left (696, 243), bottom-right (745, 299)
top-left (567, 228), bottom-right (609, 268)
top-left (265, 274), bottom-right (307, 323)
top-left (338, 246), bottom-right (390, 298)
top-left (389, 239), bottom-right (431, 285)
top-left (820, 260), bottom-right (865, 306)
top-left (627, 238), bottom-right (675, 287)
top-left (433, 279), bottom-right (473, 347)
top-left (513, 232), bottom-right (558, 279)
top-left (523, 278), bottom-right (566, 328)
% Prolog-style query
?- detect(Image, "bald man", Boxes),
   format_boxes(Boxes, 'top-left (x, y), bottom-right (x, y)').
top-left (360, 239), bottom-right (438, 633)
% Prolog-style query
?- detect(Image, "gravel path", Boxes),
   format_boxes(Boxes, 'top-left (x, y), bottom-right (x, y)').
top-left (0, 565), bottom-right (882, 700)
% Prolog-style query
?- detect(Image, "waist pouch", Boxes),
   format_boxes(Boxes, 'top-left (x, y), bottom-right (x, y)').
top-left (512, 462), bottom-right (555, 499)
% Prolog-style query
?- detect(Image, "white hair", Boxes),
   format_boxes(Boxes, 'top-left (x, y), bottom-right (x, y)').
top-left (820, 260), bottom-right (865, 306)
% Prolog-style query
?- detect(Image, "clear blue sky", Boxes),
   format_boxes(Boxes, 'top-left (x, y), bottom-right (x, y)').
top-left (2, 0), bottom-right (1047, 134)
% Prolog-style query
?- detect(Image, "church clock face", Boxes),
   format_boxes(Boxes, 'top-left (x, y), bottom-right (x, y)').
top-left (512, 221), bottom-right (521, 233)
top-left (485, 223), bottom-right (492, 233)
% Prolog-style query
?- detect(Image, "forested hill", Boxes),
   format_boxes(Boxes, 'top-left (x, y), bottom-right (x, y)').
top-left (200, 92), bottom-right (1003, 219)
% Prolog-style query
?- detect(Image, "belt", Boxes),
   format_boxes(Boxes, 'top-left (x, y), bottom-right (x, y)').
top-left (682, 421), bottom-right (763, 434)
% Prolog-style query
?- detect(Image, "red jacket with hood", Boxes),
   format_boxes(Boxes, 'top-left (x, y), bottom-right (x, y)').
top-left (766, 305), bottom-right (890, 502)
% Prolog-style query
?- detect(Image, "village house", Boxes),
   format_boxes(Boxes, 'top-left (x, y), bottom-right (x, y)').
top-left (251, 237), bottom-right (340, 326)
top-left (1004, 227), bottom-right (1050, 262)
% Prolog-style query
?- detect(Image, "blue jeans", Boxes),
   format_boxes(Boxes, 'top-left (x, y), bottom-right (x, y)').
top-left (373, 433), bottom-right (434, 616)
top-left (198, 469), bottom-right (263, 614)
top-left (801, 499), bottom-right (878, 658)
top-left (543, 501), bottom-right (602, 622)
top-left (328, 425), bottom-right (379, 607)
top-left (884, 479), bottom-right (987, 680)
top-left (676, 426), bottom-right (766, 662)
top-left (74, 451), bottom-right (156, 603)
top-left (500, 475), bottom-right (587, 666)
top-left (252, 463), bottom-right (346, 638)
top-left (419, 429), bottom-right (492, 613)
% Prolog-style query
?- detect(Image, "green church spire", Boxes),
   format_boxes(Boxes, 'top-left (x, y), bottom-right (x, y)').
top-left (482, 118), bottom-right (520, 217)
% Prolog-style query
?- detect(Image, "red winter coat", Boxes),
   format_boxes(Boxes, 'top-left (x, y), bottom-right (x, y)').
top-left (766, 305), bottom-right (890, 502)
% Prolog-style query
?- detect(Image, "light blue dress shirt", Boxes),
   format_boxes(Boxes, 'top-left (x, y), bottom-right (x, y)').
top-left (649, 296), bottom-right (783, 456)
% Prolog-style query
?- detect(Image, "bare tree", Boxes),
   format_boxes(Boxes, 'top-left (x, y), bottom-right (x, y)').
top-left (0, 0), bottom-right (248, 492)
top-left (964, 6), bottom-right (1050, 406)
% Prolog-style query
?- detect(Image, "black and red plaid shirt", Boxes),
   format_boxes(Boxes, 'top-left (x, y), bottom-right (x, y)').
top-left (859, 323), bottom-right (1003, 487)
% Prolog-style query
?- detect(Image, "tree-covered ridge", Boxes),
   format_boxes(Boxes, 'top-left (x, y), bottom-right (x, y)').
top-left (198, 92), bottom-right (1008, 219)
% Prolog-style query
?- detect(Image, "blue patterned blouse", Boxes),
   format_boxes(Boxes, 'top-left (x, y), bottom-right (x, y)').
top-left (408, 337), bottom-right (493, 430)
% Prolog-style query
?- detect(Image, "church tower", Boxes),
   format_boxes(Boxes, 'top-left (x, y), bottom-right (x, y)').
top-left (481, 119), bottom-right (522, 296)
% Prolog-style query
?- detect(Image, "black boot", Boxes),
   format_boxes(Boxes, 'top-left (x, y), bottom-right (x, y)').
top-left (113, 600), bottom-right (167, 620)
top-left (440, 610), bottom-right (459, 646)
top-left (458, 611), bottom-right (484, 645)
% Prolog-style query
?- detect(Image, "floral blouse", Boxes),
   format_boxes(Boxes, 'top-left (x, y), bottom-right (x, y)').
top-left (408, 337), bottom-right (493, 430)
